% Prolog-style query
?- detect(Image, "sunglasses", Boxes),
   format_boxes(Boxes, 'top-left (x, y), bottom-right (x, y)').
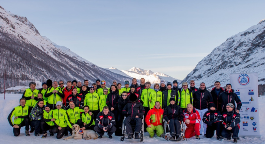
top-left (59, 83), bottom-right (64, 85)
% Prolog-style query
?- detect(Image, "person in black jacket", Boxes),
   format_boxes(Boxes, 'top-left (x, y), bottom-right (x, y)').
top-left (160, 80), bottom-right (167, 92)
top-left (193, 82), bottom-right (213, 135)
top-left (202, 103), bottom-right (222, 140)
top-left (122, 93), bottom-right (145, 139)
top-left (162, 82), bottom-right (173, 109)
top-left (128, 85), bottom-right (140, 102)
top-left (221, 103), bottom-right (240, 143)
top-left (219, 84), bottom-right (242, 113)
top-left (116, 92), bottom-right (130, 136)
top-left (189, 80), bottom-right (198, 95)
top-left (65, 88), bottom-right (84, 109)
top-left (30, 99), bottom-right (45, 136)
top-left (163, 98), bottom-right (183, 141)
top-left (136, 78), bottom-right (146, 98)
top-left (211, 81), bottom-right (224, 112)
top-left (94, 106), bottom-right (116, 139)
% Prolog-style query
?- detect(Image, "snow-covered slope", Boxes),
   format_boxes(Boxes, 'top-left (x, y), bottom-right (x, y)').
top-left (108, 67), bottom-right (181, 84)
top-left (0, 6), bottom-right (130, 87)
top-left (182, 20), bottom-right (265, 88)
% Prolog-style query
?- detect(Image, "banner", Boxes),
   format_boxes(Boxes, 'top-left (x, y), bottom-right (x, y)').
top-left (230, 73), bottom-right (260, 136)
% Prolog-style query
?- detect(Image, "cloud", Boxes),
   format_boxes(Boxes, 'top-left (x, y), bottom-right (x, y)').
top-left (138, 53), bottom-right (208, 59)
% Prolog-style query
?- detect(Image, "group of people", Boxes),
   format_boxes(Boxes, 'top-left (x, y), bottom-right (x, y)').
top-left (7, 78), bottom-right (242, 143)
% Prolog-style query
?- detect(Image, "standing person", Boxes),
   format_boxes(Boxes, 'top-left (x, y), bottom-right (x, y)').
top-left (163, 98), bottom-right (183, 140)
top-left (183, 104), bottom-right (201, 139)
top-left (141, 82), bottom-right (154, 130)
top-left (99, 88), bottom-right (109, 112)
top-left (65, 88), bottom-right (83, 109)
top-left (146, 101), bottom-right (164, 138)
top-left (190, 80), bottom-right (198, 96)
top-left (162, 82), bottom-right (174, 109)
top-left (172, 80), bottom-right (180, 101)
top-left (58, 80), bottom-right (65, 92)
top-left (117, 83), bottom-right (123, 96)
top-left (84, 80), bottom-right (89, 89)
top-left (221, 103), bottom-right (240, 143)
top-left (30, 100), bottom-right (45, 136)
top-left (172, 80), bottom-right (179, 92)
top-left (79, 85), bottom-right (89, 103)
top-left (45, 81), bottom-right (64, 109)
top-left (122, 94), bottom-right (145, 139)
top-left (219, 84), bottom-right (242, 113)
top-left (202, 103), bottom-right (222, 140)
top-left (84, 87), bottom-right (100, 120)
top-left (76, 81), bottom-right (82, 94)
top-left (121, 81), bottom-right (130, 93)
top-left (136, 78), bottom-right (146, 97)
top-left (72, 80), bottom-right (77, 88)
top-left (52, 101), bottom-right (71, 139)
top-left (22, 82), bottom-right (39, 112)
top-left (39, 82), bottom-right (48, 101)
top-left (193, 82), bottom-right (213, 136)
top-left (128, 85), bottom-right (140, 102)
top-left (211, 81), bottom-right (224, 112)
top-left (160, 80), bottom-right (167, 92)
top-left (117, 92), bottom-right (130, 136)
top-left (94, 106), bottom-right (116, 139)
top-left (178, 82), bottom-right (193, 111)
top-left (149, 83), bottom-right (163, 109)
top-left (62, 81), bottom-right (73, 106)
top-left (46, 79), bottom-right (52, 89)
top-left (131, 78), bottom-right (139, 88)
top-left (8, 98), bottom-right (30, 136)
top-left (92, 83), bottom-right (98, 93)
top-left (96, 79), bottom-right (101, 89)
top-left (97, 80), bottom-right (109, 96)
top-left (112, 80), bottom-right (117, 86)
top-left (41, 105), bottom-right (55, 138)
top-left (80, 106), bottom-right (95, 130)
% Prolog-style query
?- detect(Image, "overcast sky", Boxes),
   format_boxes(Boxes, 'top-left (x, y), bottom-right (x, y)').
top-left (1, 0), bottom-right (265, 79)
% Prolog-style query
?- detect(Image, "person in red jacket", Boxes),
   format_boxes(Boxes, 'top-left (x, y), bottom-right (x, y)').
top-left (183, 103), bottom-right (201, 139)
top-left (62, 81), bottom-right (73, 105)
top-left (145, 101), bottom-right (164, 138)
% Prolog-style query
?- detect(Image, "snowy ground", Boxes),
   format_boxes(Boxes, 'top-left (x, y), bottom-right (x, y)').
top-left (0, 94), bottom-right (264, 144)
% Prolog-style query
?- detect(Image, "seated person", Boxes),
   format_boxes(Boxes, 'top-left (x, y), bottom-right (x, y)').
top-left (80, 105), bottom-right (95, 130)
top-left (202, 103), bottom-right (222, 140)
top-left (41, 104), bottom-right (55, 138)
top-left (183, 104), bottom-right (201, 139)
top-left (8, 98), bottom-right (30, 136)
top-left (94, 106), bottom-right (116, 139)
top-left (145, 101), bottom-right (164, 138)
top-left (221, 103), bottom-right (240, 143)
top-left (163, 98), bottom-right (183, 141)
top-left (122, 94), bottom-right (145, 139)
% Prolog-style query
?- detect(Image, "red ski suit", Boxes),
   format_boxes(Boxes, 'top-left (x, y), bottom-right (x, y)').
top-left (183, 108), bottom-right (201, 138)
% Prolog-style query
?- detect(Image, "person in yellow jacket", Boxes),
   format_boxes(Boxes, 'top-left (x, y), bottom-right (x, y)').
top-left (8, 98), bottom-right (30, 136)
top-left (84, 87), bottom-right (100, 121)
top-left (39, 82), bottom-right (48, 101)
top-left (66, 101), bottom-right (84, 134)
top-left (80, 105), bottom-right (95, 130)
top-left (22, 82), bottom-right (39, 112)
top-left (52, 101), bottom-right (71, 139)
top-left (149, 83), bottom-right (163, 109)
top-left (41, 105), bottom-right (55, 138)
top-left (121, 81), bottom-right (130, 93)
top-left (99, 88), bottom-right (109, 112)
top-left (97, 80), bottom-right (110, 96)
top-left (117, 83), bottom-right (123, 96)
top-left (178, 82), bottom-right (193, 110)
top-left (33, 93), bottom-right (47, 107)
top-left (141, 82), bottom-right (154, 131)
top-left (44, 81), bottom-right (64, 109)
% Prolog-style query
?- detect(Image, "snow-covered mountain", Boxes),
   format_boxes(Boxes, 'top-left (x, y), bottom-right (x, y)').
top-left (0, 6), bottom-right (130, 88)
top-left (182, 19), bottom-right (265, 88)
top-left (108, 67), bottom-right (181, 84)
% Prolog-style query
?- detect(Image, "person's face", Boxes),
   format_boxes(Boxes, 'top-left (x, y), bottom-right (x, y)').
top-left (96, 81), bottom-right (100, 85)
top-left (131, 88), bottom-right (135, 92)
top-left (59, 81), bottom-right (64, 87)
top-left (155, 102), bottom-right (160, 109)
top-left (82, 86), bottom-right (87, 91)
top-left (56, 105), bottom-right (61, 109)
top-left (182, 85), bottom-right (188, 90)
top-left (104, 90), bottom-right (108, 95)
top-left (167, 85), bottom-right (172, 90)
top-left (200, 83), bottom-right (206, 90)
top-left (146, 84), bottom-right (150, 89)
top-left (90, 88), bottom-right (94, 93)
top-left (226, 106), bottom-right (233, 112)
top-left (140, 79), bottom-right (145, 84)
top-left (38, 101), bottom-right (44, 108)
top-left (42, 84), bottom-right (47, 89)
top-left (30, 84), bottom-right (36, 90)
top-left (73, 89), bottom-right (77, 95)
top-left (226, 85), bottom-right (232, 91)
top-left (161, 83), bottom-right (165, 87)
top-left (190, 81), bottom-right (195, 87)
top-left (67, 82), bottom-right (72, 88)
top-left (84, 81), bottom-right (89, 86)
top-left (103, 108), bottom-right (109, 115)
top-left (132, 79), bottom-right (137, 84)
top-left (38, 94), bottom-right (43, 99)
top-left (113, 82), bottom-right (117, 85)
top-left (117, 84), bottom-right (121, 89)
top-left (111, 86), bottom-right (116, 91)
top-left (122, 93), bottom-right (127, 99)
top-left (70, 102), bottom-right (75, 109)
top-left (173, 83), bottom-right (178, 87)
top-left (187, 104), bottom-right (193, 112)
top-left (84, 107), bottom-right (89, 113)
top-left (73, 82), bottom-right (77, 87)
top-left (77, 82), bottom-right (82, 87)
top-left (125, 84), bottom-right (129, 88)
top-left (45, 107), bottom-right (50, 112)
top-left (20, 100), bottom-right (26, 106)
top-left (155, 85), bottom-right (159, 89)
top-left (93, 85), bottom-right (97, 90)
top-left (215, 82), bottom-right (221, 89)
top-left (170, 100), bottom-right (175, 105)
top-left (53, 81), bottom-right (58, 88)
top-left (101, 84), bottom-right (105, 88)
top-left (210, 107), bottom-right (216, 111)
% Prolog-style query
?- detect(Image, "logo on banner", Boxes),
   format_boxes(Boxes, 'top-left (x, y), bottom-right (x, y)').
top-left (248, 90), bottom-right (254, 95)
top-left (251, 107), bottom-right (257, 112)
top-left (235, 89), bottom-right (240, 95)
top-left (243, 128), bottom-right (248, 131)
top-left (250, 117), bottom-right (254, 120)
top-left (243, 121), bottom-right (248, 126)
top-left (244, 116), bottom-right (249, 120)
top-left (253, 127), bottom-right (257, 132)
top-left (245, 108), bottom-right (250, 112)
top-left (242, 102), bottom-right (250, 104)
top-left (238, 74), bottom-right (250, 86)
top-left (249, 96), bottom-right (254, 101)
top-left (252, 122), bottom-right (257, 126)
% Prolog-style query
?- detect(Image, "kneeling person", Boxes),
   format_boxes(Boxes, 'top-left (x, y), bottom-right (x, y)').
top-left (80, 106), bottom-right (95, 130)
top-left (183, 104), bottom-right (201, 139)
top-left (41, 105), bottom-right (55, 138)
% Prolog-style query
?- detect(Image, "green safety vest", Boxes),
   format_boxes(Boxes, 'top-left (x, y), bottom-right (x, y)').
top-left (46, 87), bottom-right (63, 104)
top-left (81, 112), bottom-right (95, 126)
top-left (141, 88), bottom-right (154, 107)
top-left (43, 110), bottom-right (54, 126)
top-left (97, 88), bottom-right (110, 96)
top-left (149, 91), bottom-right (163, 109)
top-left (40, 89), bottom-right (48, 101)
top-left (84, 92), bottom-right (100, 111)
top-left (8, 105), bottom-right (29, 125)
top-left (52, 109), bottom-right (71, 128)
top-left (121, 87), bottom-right (130, 93)
top-left (66, 107), bottom-right (84, 124)
top-left (99, 94), bottom-right (108, 112)
top-left (178, 89), bottom-right (193, 108)
top-left (24, 88), bottom-right (39, 107)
